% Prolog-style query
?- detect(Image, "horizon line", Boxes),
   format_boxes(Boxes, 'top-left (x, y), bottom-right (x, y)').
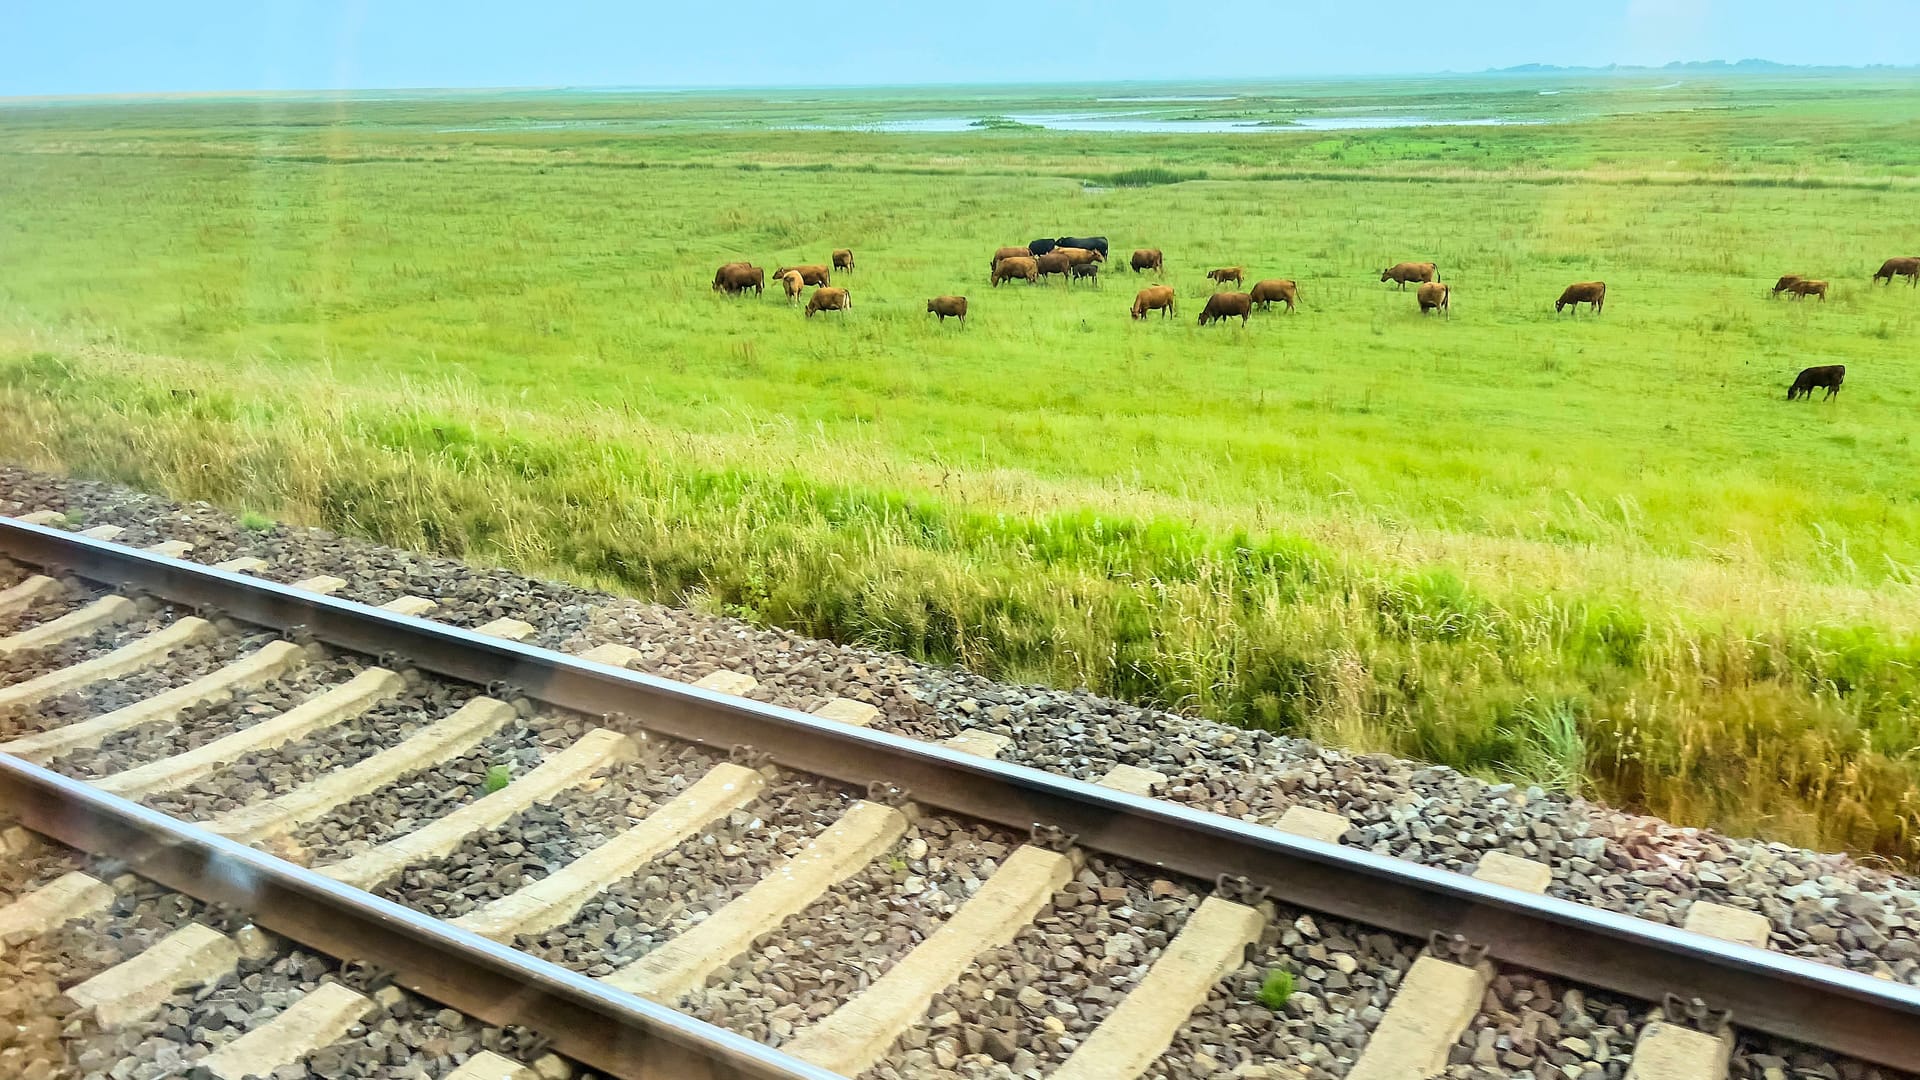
top-left (8, 59), bottom-right (1918, 105)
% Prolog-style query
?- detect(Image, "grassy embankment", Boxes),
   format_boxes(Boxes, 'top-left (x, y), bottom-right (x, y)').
top-left (3, 76), bottom-right (1918, 858)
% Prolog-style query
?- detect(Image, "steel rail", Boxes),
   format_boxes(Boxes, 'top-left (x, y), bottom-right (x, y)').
top-left (0, 757), bottom-right (840, 1080)
top-left (4, 518), bottom-right (1920, 1070)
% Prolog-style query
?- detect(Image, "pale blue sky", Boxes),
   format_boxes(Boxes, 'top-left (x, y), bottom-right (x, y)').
top-left (6, 1), bottom-right (1916, 97)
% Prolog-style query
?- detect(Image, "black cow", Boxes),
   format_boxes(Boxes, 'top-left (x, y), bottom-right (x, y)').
top-left (1028, 238), bottom-right (1059, 257)
top-left (1069, 262), bottom-right (1100, 286)
top-left (1786, 364), bottom-right (1845, 401)
top-left (1056, 235), bottom-right (1109, 258)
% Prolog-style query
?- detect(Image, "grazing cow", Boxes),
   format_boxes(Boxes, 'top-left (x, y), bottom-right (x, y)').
top-left (775, 263), bottom-right (829, 286)
top-left (1035, 252), bottom-right (1072, 281)
top-left (1787, 279), bottom-right (1829, 301)
top-left (1787, 364), bottom-right (1845, 401)
top-left (833, 248), bottom-right (854, 273)
top-left (712, 263), bottom-right (764, 295)
top-left (1771, 274), bottom-right (1806, 297)
top-left (775, 264), bottom-right (832, 286)
top-left (1249, 279), bottom-right (1298, 313)
top-left (1131, 285), bottom-right (1177, 319)
top-left (1381, 261), bottom-right (1439, 289)
top-left (778, 270), bottom-right (805, 302)
top-left (1198, 292), bottom-right (1255, 326)
top-left (992, 245), bottom-right (1031, 270)
top-left (805, 287), bottom-right (851, 318)
top-left (1056, 236), bottom-right (1109, 259)
top-left (992, 256), bottom-right (1039, 286)
top-left (1057, 246), bottom-right (1105, 265)
top-left (1206, 267), bottom-right (1243, 286)
top-left (1417, 281), bottom-right (1450, 317)
top-left (1130, 249), bottom-right (1163, 273)
top-left (1028, 238), bottom-right (1059, 257)
top-left (1070, 263), bottom-right (1100, 286)
top-left (927, 295), bottom-right (968, 323)
top-left (1556, 281), bottom-right (1606, 314)
top-left (1873, 257), bottom-right (1920, 286)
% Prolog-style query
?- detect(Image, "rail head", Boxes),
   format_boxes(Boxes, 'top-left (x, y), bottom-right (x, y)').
top-left (4, 516), bottom-right (1919, 1070)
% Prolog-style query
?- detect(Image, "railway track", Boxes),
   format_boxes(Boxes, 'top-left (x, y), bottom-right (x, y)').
top-left (0, 512), bottom-right (1915, 1080)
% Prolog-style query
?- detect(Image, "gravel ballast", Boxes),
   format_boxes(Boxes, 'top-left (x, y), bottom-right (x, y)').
top-left (6, 462), bottom-right (1920, 1054)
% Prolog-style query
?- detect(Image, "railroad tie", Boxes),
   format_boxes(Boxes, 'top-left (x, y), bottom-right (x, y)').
top-left (15, 511), bottom-right (67, 526)
top-left (290, 574), bottom-right (348, 595)
top-left (0, 637), bottom-right (303, 763)
top-left (454, 761), bottom-right (767, 941)
top-left (0, 594), bottom-right (140, 656)
top-left (1098, 763), bottom-right (1169, 797)
top-left (942, 729), bottom-right (1013, 758)
top-left (576, 642), bottom-right (642, 667)
top-left (380, 595), bottom-right (439, 616)
top-left (319, 729), bottom-right (636, 889)
top-left (1269, 804), bottom-right (1352, 844)
top-left (207, 696), bottom-right (518, 843)
top-left (144, 540), bottom-right (194, 558)
top-left (692, 669), bottom-right (757, 696)
top-left (1614, 901), bottom-right (1768, 1080)
top-left (0, 573), bottom-right (65, 617)
top-left (811, 697), bottom-right (880, 726)
top-left (443, 1050), bottom-right (536, 1079)
top-left (213, 556), bottom-right (269, 574)
top-left (0, 614), bottom-right (213, 713)
top-left (1337, 849), bottom-right (1557, 1080)
top-left (93, 667), bottom-right (405, 797)
top-left (474, 616), bottom-right (536, 640)
top-left (198, 981), bottom-right (376, 1080)
top-left (600, 798), bottom-right (912, 1003)
top-left (1472, 851), bottom-right (1555, 893)
top-left (76, 525), bottom-right (125, 541)
top-left (0, 871), bottom-right (118, 948)
top-left (64, 922), bottom-right (239, 1027)
top-left (1050, 895), bottom-right (1271, 1080)
top-left (784, 843), bottom-right (1076, 1075)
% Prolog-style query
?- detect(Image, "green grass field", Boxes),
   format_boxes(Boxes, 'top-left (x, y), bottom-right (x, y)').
top-left (4, 74), bottom-right (1920, 859)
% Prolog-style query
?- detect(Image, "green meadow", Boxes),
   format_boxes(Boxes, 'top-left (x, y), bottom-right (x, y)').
top-left (3, 75), bottom-right (1919, 858)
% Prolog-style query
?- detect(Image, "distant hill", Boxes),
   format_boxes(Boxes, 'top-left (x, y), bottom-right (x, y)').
top-left (1487, 59), bottom-right (1913, 76)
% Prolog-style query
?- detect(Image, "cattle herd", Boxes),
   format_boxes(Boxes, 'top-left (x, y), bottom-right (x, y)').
top-left (713, 245), bottom-right (1920, 401)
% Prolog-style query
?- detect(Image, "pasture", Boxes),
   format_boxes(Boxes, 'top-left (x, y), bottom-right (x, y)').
top-left (3, 75), bottom-right (1920, 858)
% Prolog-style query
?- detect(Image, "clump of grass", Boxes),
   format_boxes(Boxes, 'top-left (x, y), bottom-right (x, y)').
top-left (1090, 166), bottom-right (1210, 187)
top-left (1257, 968), bottom-right (1295, 1009)
top-left (239, 510), bottom-right (274, 531)
top-left (483, 764), bottom-right (511, 794)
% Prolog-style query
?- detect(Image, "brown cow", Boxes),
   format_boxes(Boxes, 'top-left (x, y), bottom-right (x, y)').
top-left (1198, 292), bottom-right (1254, 326)
top-left (1787, 364), bottom-right (1844, 401)
top-left (992, 245), bottom-right (1031, 270)
top-left (1771, 274), bottom-right (1806, 297)
top-left (1556, 281), bottom-right (1606, 314)
top-left (1206, 267), bottom-right (1243, 286)
top-left (1417, 281), bottom-right (1450, 317)
top-left (1130, 249), bottom-right (1163, 273)
top-left (712, 263), bottom-right (764, 295)
top-left (805, 287), bottom-right (851, 318)
top-left (927, 296), bottom-right (968, 323)
top-left (992, 256), bottom-right (1039, 287)
top-left (1382, 261), bottom-right (1439, 289)
top-left (1057, 246), bottom-right (1104, 266)
top-left (776, 264), bottom-right (832, 286)
top-left (833, 249), bottom-right (854, 273)
top-left (1787, 279), bottom-right (1829, 301)
top-left (1874, 257), bottom-right (1920, 286)
top-left (1249, 279), bottom-right (1298, 313)
top-left (1035, 252), bottom-right (1072, 280)
top-left (1131, 285), bottom-right (1176, 319)
top-left (778, 270), bottom-right (805, 302)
